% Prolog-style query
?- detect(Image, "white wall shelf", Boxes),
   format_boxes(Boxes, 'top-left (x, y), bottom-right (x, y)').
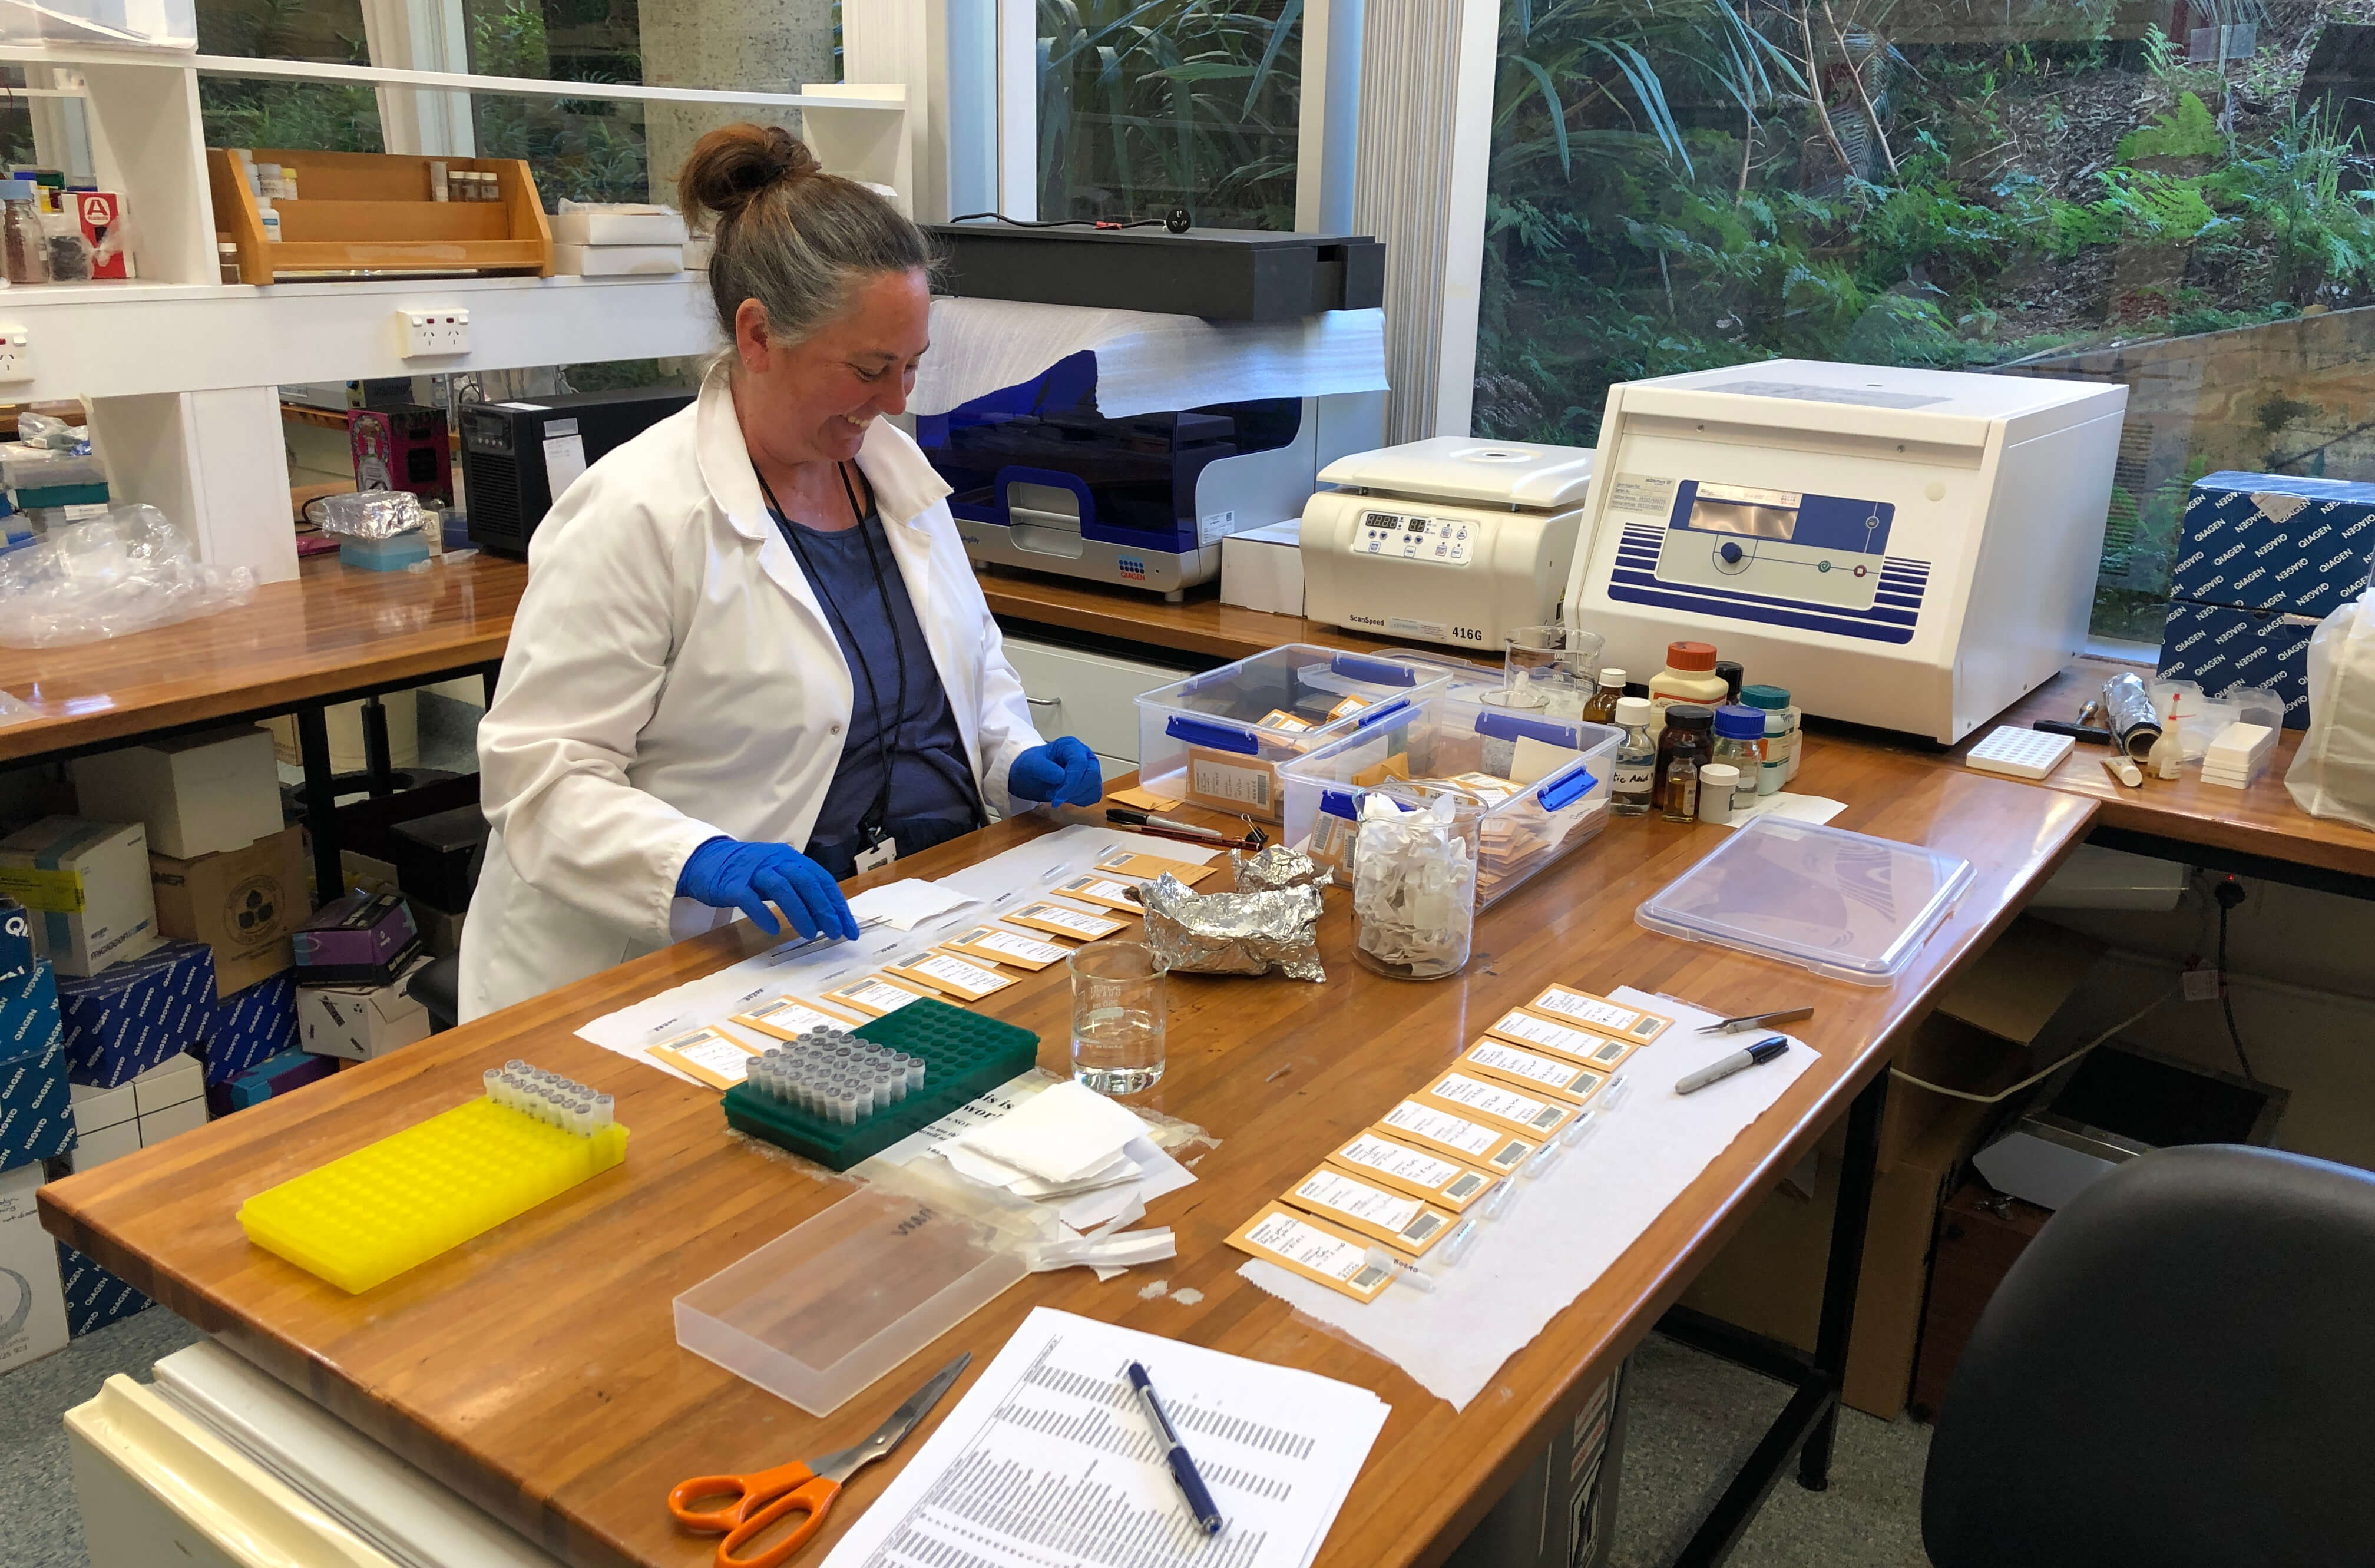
top-left (2, 36), bottom-right (911, 585)
top-left (2, 273), bottom-right (723, 400)
top-left (0, 44), bottom-right (902, 111)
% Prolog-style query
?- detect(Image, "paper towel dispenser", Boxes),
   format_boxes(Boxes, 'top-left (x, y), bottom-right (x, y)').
top-left (925, 223), bottom-right (1384, 320)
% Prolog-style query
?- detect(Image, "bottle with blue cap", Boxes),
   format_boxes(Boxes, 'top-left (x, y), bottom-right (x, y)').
top-left (1712, 704), bottom-right (1768, 813)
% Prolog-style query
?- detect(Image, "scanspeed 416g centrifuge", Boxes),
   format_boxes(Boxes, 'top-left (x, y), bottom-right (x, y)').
top-left (1563, 360), bottom-right (2129, 742)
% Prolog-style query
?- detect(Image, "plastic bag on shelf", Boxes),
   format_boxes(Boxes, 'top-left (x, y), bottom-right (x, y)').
top-left (312, 490), bottom-right (425, 540)
top-left (2287, 594), bottom-right (2375, 829)
top-left (0, 504), bottom-right (256, 647)
top-left (16, 409), bottom-right (88, 451)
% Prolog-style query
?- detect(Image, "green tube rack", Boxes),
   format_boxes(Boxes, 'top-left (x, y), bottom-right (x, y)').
top-left (722, 997), bottom-right (1040, 1170)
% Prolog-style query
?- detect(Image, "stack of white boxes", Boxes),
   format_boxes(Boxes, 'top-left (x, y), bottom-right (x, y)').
top-left (65, 1054), bottom-right (205, 1168)
top-left (550, 204), bottom-right (688, 277)
top-left (2202, 722), bottom-right (2278, 789)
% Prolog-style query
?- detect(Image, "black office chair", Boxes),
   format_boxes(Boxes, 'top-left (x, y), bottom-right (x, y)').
top-left (405, 836), bottom-right (484, 1034)
top-left (1922, 1144), bottom-right (2375, 1567)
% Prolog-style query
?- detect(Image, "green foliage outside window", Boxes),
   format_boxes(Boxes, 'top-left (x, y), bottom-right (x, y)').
top-left (1475, 0), bottom-right (2375, 643)
top-left (1038, 0), bottom-right (1301, 229)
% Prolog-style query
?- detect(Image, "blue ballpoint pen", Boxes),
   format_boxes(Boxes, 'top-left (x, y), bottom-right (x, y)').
top-left (1126, 1361), bottom-right (1225, 1536)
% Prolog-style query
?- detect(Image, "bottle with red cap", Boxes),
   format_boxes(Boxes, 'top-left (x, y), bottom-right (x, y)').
top-left (1646, 640), bottom-right (1728, 737)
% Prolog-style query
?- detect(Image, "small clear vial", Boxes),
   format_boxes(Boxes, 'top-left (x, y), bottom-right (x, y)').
top-left (1609, 696), bottom-right (1656, 817)
top-left (1662, 755), bottom-right (1701, 823)
top-left (593, 1094), bottom-right (614, 1129)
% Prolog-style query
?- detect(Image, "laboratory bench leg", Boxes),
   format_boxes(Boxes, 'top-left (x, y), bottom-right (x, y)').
top-left (1659, 1070), bottom-right (1889, 1568)
top-left (295, 704), bottom-right (342, 909)
top-left (359, 696), bottom-right (395, 799)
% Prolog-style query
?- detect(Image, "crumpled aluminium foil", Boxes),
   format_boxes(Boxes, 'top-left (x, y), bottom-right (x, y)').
top-left (1137, 872), bottom-right (1326, 982)
top-left (1230, 843), bottom-right (1333, 894)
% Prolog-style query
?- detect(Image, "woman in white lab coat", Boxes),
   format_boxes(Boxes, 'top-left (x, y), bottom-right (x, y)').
top-left (458, 125), bottom-right (1103, 1020)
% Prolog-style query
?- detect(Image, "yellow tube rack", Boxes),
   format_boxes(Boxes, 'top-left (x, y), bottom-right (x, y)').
top-left (237, 1094), bottom-right (629, 1294)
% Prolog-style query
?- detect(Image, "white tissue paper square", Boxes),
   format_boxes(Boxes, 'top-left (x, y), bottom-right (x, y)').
top-left (948, 1079), bottom-right (1150, 1184)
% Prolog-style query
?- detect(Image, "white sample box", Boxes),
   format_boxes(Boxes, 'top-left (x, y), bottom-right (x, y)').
top-left (69, 725), bottom-right (283, 861)
top-left (297, 959), bottom-right (432, 1062)
top-left (0, 1162), bottom-right (68, 1374)
top-left (0, 818), bottom-right (160, 978)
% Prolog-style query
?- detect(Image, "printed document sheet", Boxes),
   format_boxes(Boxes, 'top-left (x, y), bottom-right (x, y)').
top-left (823, 1306), bottom-right (1388, 1568)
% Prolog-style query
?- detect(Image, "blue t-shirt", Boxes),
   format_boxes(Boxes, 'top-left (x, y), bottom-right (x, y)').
top-left (780, 511), bottom-right (981, 878)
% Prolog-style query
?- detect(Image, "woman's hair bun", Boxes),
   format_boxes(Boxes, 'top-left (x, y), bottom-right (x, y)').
top-left (677, 123), bottom-right (822, 224)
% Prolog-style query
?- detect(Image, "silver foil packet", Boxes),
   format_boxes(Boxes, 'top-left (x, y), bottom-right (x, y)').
top-left (1137, 872), bottom-right (1326, 983)
top-left (1230, 844), bottom-right (1332, 894)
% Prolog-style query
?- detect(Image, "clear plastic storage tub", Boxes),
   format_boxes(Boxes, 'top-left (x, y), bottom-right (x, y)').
top-left (1279, 694), bottom-right (1623, 908)
top-left (0, 0), bottom-right (197, 48)
top-left (1634, 817), bottom-right (1974, 984)
top-left (1134, 643), bottom-right (1454, 822)
top-left (673, 1188), bottom-right (1026, 1415)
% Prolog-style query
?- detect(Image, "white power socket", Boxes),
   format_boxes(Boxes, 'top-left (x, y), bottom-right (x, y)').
top-left (0, 325), bottom-right (34, 382)
top-left (395, 307), bottom-right (471, 358)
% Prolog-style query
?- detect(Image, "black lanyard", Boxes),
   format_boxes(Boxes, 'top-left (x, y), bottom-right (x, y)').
top-left (756, 461), bottom-right (909, 844)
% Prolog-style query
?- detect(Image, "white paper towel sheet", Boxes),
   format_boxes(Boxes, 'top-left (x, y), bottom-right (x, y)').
top-left (912, 297), bottom-right (1388, 419)
top-left (1238, 988), bottom-right (1817, 1410)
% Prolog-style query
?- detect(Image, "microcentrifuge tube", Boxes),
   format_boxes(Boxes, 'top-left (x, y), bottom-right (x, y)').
top-left (1598, 1074), bottom-right (1632, 1112)
top-left (1364, 1246), bottom-right (1437, 1292)
top-left (594, 1094), bottom-right (614, 1129)
top-left (1480, 1177), bottom-right (1521, 1221)
top-left (1434, 1218), bottom-right (1483, 1268)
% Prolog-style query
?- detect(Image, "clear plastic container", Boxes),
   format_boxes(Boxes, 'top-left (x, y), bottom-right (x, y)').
top-left (1279, 693), bottom-right (1623, 908)
top-left (0, 0), bottom-right (197, 48)
top-left (0, 443), bottom-right (104, 491)
top-left (1353, 790), bottom-right (1479, 980)
top-left (1134, 643), bottom-right (1453, 822)
top-left (673, 1187), bottom-right (1027, 1415)
top-left (1634, 818), bottom-right (1975, 985)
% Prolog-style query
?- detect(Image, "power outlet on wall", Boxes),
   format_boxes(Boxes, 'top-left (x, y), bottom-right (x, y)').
top-left (395, 308), bottom-right (471, 359)
top-left (0, 325), bottom-right (35, 382)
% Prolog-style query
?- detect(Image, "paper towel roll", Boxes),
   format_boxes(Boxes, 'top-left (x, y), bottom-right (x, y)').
top-left (912, 297), bottom-right (1388, 420)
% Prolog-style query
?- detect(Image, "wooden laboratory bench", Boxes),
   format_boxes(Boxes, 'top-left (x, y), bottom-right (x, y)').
top-left (978, 564), bottom-right (1395, 662)
top-left (1947, 656), bottom-right (2375, 887)
top-left (41, 735), bottom-right (2092, 1568)
top-left (0, 550), bottom-right (525, 767)
top-left (978, 572), bottom-right (2375, 891)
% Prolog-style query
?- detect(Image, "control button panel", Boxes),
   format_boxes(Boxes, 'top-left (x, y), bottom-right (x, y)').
top-left (1357, 510), bottom-right (1476, 565)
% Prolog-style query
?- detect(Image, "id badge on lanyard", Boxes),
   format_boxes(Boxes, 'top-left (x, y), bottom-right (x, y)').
top-left (855, 837), bottom-right (898, 874)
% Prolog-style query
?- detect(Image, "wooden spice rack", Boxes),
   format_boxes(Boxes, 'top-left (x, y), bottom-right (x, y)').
top-left (209, 149), bottom-right (554, 286)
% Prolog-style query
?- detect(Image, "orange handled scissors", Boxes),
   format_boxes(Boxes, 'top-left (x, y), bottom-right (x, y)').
top-left (667, 1352), bottom-right (969, 1568)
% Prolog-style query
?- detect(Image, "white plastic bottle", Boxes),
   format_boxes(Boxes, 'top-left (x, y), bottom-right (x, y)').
top-left (1646, 641), bottom-right (1728, 737)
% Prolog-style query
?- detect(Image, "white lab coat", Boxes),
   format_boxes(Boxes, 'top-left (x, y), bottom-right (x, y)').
top-left (458, 360), bottom-right (1044, 1020)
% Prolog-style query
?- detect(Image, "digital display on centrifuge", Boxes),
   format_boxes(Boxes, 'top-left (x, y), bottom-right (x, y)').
top-left (1687, 484), bottom-right (1804, 540)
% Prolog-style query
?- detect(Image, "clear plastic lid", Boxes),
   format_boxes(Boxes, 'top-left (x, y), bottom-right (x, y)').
top-left (1635, 818), bottom-right (1973, 985)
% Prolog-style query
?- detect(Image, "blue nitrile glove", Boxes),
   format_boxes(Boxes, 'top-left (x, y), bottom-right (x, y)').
top-left (1010, 736), bottom-right (1104, 807)
top-left (676, 836), bottom-right (859, 942)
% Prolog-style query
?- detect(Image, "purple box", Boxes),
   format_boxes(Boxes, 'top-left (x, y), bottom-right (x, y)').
top-left (206, 1046), bottom-right (336, 1117)
top-left (204, 971), bottom-right (297, 1085)
top-left (56, 939), bottom-right (216, 1087)
top-left (292, 892), bottom-right (419, 985)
